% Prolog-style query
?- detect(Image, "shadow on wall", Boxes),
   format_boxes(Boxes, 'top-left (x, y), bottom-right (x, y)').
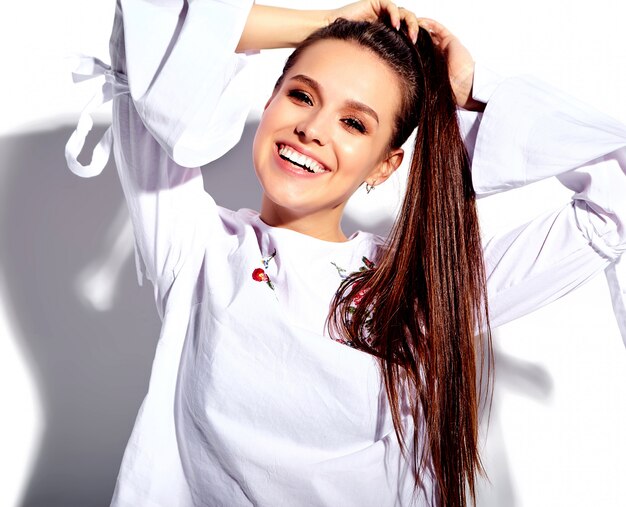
top-left (476, 333), bottom-right (554, 507)
top-left (0, 121), bottom-right (263, 507)
top-left (0, 122), bottom-right (551, 506)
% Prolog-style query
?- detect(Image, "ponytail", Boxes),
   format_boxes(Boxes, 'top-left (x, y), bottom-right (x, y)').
top-left (329, 26), bottom-right (492, 507)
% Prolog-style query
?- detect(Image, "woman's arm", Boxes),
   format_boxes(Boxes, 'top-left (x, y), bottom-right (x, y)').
top-left (236, 6), bottom-right (332, 52)
top-left (426, 18), bottom-right (626, 334)
top-left (236, 1), bottom-right (421, 52)
top-left (472, 73), bottom-right (626, 331)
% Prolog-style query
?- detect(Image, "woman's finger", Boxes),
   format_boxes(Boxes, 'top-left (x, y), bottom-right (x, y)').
top-left (417, 17), bottom-right (455, 47)
top-left (378, 0), bottom-right (401, 30)
top-left (399, 7), bottom-right (420, 43)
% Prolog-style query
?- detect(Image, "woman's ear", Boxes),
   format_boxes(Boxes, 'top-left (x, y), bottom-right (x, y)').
top-left (369, 148), bottom-right (404, 186)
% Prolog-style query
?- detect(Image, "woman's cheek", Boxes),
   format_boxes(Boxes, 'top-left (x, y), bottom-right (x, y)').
top-left (338, 142), bottom-right (374, 178)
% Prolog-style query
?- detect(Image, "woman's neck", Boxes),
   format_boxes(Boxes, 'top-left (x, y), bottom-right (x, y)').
top-left (259, 195), bottom-right (349, 243)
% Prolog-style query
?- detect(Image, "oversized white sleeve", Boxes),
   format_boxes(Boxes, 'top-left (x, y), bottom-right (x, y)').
top-left (463, 65), bottom-right (626, 342)
top-left (121, 0), bottom-right (257, 167)
top-left (66, 0), bottom-right (257, 313)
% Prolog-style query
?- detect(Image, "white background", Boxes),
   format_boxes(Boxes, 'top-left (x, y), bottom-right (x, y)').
top-left (1, 1), bottom-right (625, 506)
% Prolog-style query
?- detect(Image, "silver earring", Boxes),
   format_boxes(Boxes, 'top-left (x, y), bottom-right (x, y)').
top-left (366, 181), bottom-right (376, 194)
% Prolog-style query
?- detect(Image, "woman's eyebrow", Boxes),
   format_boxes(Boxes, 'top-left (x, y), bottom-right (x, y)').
top-left (289, 74), bottom-right (380, 124)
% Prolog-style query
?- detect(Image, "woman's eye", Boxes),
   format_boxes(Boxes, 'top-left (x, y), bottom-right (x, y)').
top-left (342, 117), bottom-right (367, 134)
top-left (287, 90), bottom-right (313, 106)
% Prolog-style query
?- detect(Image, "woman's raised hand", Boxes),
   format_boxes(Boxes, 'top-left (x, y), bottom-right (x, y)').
top-left (329, 6), bottom-right (480, 110)
top-left (330, 1), bottom-right (420, 43)
top-left (417, 18), bottom-right (482, 111)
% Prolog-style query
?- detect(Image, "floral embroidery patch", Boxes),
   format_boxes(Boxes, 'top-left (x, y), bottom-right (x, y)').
top-left (331, 256), bottom-right (374, 280)
top-left (330, 256), bottom-right (376, 347)
top-left (252, 249), bottom-right (277, 293)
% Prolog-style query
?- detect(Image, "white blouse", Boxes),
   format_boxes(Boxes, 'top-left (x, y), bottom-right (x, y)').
top-left (65, 1), bottom-right (626, 506)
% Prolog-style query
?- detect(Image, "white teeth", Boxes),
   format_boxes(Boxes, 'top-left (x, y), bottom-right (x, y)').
top-left (278, 145), bottom-right (325, 173)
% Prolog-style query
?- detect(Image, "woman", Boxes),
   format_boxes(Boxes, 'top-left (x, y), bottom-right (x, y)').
top-left (65, 0), bottom-right (626, 505)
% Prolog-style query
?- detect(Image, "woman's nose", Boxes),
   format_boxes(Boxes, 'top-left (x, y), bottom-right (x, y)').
top-left (295, 111), bottom-right (329, 146)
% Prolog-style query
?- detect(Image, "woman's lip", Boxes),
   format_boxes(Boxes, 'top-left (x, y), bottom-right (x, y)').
top-left (272, 144), bottom-right (328, 177)
top-left (275, 142), bottom-right (330, 172)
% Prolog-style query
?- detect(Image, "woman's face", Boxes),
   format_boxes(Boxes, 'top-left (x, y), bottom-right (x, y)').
top-left (253, 38), bottom-right (404, 228)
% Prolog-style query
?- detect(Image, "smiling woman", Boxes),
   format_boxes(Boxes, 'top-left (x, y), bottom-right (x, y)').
top-left (254, 37), bottom-right (404, 241)
top-left (63, 1), bottom-right (626, 506)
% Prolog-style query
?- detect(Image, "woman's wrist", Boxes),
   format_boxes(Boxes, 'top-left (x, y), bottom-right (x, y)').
top-left (237, 5), bottom-right (334, 52)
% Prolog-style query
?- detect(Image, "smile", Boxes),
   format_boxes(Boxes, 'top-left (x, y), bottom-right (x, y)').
top-left (277, 144), bottom-right (327, 174)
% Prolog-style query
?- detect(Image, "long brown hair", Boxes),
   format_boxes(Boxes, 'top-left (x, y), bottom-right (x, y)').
top-left (277, 19), bottom-right (492, 506)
